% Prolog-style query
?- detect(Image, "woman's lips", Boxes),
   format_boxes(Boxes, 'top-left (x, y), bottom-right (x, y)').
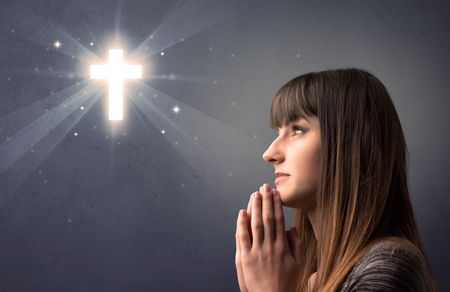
top-left (275, 175), bottom-right (290, 185)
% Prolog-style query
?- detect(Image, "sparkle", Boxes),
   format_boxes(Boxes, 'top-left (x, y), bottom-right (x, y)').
top-left (74, 132), bottom-right (78, 136)
top-left (80, 106), bottom-right (84, 110)
top-left (181, 183), bottom-right (185, 187)
top-left (161, 129), bottom-right (165, 134)
top-left (231, 53), bottom-right (235, 58)
top-left (174, 141), bottom-right (178, 145)
top-left (67, 218), bottom-right (72, 223)
top-left (296, 53), bottom-right (301, 59)
top-left (160, 51), bottom-right (165, 56)
top-left (172, 105), bottom-right (180, 114)
top-left (44, 180), bottom-right (48, 184)
top-left (7, 77), bottom-right (11, 81)
top-left (90, 42), bottom-right (94, 46)
top-left (213, 80), bottom-right (218, 85)
top-left (53, 40), bottom-right (61, 49)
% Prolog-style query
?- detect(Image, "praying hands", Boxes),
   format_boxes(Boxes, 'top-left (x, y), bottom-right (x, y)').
top-left (235, 183), bottom-right (304, 292)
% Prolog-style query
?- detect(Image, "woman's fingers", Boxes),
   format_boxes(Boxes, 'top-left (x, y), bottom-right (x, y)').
top-left (244, 184), bottom-right (286, 250)
top-left (235, 235), bottom-right (248, 292)
top-left (246, 193), bottom-right (253, 244)
top-left (238, 210), bottom-right (252, 251)
top-left (237, 187), bottom-right (303, 292)
top-left (247, 194), bottom-right (253, 216)
top-left (260, 183), bottom-right (275, 242)
top-left (272, 188), bottom-right (287, 244)
top-left (251, 191), bottom-right (263, 246)
top-left (235, 212), bottom-right (249, 292)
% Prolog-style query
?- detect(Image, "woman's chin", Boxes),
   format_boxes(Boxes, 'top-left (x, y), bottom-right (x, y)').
top-left (277, 190), bottom-right (296, 208)
top-left (277, 188), bottom-right (313, 209)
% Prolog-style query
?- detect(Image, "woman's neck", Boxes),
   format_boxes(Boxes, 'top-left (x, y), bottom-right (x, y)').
top-left (307, 207), bottom-right (320, 242)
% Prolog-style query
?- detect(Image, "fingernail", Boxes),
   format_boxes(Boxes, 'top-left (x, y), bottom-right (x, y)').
top-left (264, 183), bottom-right (271, 192)
top-left (255, 191), bottom-right (261, 199)
top-left (272, 188), bottom-right (278, 197)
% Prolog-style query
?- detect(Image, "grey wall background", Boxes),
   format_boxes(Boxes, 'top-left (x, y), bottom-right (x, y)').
top-left (0, 0), bottom-right (449, 291)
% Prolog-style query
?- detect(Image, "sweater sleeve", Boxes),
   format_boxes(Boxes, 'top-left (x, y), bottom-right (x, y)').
top-left (341, 241), bottom-right (429, 292)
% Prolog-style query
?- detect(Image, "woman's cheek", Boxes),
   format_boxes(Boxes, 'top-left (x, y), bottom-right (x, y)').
top-left (293, 176), bottom-right (318, 207)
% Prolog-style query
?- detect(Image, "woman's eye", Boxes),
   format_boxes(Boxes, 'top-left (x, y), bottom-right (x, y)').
top-left (292, 126), bottom-right (305, 135)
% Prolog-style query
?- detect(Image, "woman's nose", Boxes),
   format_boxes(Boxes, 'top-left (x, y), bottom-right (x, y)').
top-left (262, 141), bottom-right (284, 164)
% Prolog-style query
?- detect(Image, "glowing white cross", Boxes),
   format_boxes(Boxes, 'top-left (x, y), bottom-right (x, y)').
top-left (90, 49), bottom-right (142, 120)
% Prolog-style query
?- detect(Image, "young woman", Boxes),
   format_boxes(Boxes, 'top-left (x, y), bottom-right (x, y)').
top-left (235, 68), bottom-right (436, 291)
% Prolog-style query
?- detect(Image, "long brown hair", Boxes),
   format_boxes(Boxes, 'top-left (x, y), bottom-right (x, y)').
top-left (269, 68), bottom-right (436, 291)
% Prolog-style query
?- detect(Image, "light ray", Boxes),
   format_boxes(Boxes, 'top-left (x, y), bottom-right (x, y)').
top-left (0, 68), bottom-right (84, 80)
top-left (144, 74), bottom-right (214, 83)
top-left (0, 91), bottom-right (101, 203)
top-left (83, 21), bottom-right (103, 53)
top-left (129, 82), bottom-right (267, 198)
top-left (0, 83), bottom-right (101, 174)
top-left (129, 0), bottom-right (254, 60)
top-left (0, 81), bottom-right (90, 140)
top-left (114, 0), bottom-right (122, 38)
top-left (3, 2), bottom-right (101, 63)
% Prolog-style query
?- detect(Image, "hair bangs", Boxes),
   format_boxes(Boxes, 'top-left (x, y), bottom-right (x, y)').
top-left (269, 76), bottom-right (317, 129)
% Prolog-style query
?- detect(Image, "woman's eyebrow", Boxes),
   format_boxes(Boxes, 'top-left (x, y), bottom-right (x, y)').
top-left (276, 116), bottom-right (310, 130)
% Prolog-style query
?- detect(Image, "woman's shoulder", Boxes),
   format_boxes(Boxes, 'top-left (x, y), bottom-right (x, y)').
top-left (339, 237), bottom-right (429, 291)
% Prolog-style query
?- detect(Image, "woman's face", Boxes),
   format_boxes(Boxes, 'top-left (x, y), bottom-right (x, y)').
top-left (262, 115), bottom-right (321, 209)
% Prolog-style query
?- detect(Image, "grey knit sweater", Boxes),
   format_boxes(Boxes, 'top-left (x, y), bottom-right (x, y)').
top-left (337, 239), bottom-right (430, 291)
